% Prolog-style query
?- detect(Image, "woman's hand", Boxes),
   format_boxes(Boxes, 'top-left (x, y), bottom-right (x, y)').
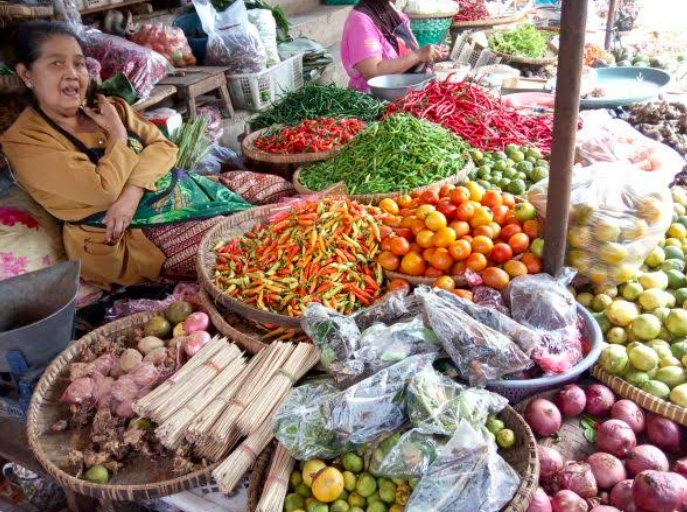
top-left (104, 184), bottom-right (144, 243)
top-left (415, 44), bottom-right (449, 63)
top-left (82, 94), bottom-right (128, 144)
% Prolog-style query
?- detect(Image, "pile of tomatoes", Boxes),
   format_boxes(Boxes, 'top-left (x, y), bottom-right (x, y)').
top-left (376, 181), bottom-right (544, 291)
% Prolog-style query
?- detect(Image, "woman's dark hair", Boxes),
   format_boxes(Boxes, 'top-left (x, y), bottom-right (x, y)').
top-left (10, 21), bottom-right (82, 69)
top-left (354, 0), bottom-right (404, 52)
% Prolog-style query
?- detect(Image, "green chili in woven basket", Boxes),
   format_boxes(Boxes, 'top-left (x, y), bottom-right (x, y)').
top-left (410, 17), bottom-right (453, 47)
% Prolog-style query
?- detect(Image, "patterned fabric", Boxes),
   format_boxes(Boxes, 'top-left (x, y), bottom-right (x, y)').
top-left (144, 216), bottom-right (224, 277)
top-left (219, 171), bottom-right (296, 206)
top-left (3, 463), bottom-right (65, 511)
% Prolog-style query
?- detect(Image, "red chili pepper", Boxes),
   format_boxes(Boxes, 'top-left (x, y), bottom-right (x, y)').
top-left (254, 117), bottom-right (366, 155)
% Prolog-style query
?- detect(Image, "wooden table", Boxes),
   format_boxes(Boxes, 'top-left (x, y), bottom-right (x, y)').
top-left (132, 85), bottom-right (177, 113)
top-left (159, 67), bottom-right (234, 119)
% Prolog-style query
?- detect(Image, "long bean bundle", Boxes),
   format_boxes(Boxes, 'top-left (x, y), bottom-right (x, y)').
top-left (299, 114), bottom-right (471, 195)
top-left (251, 84), bottom-right (387, 130)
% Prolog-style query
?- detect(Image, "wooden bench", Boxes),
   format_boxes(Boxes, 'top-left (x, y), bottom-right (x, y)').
top-left (159, 66), bottom-right (234, 119)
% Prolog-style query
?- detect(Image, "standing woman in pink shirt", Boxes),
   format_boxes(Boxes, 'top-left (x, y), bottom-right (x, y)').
top-left (340, 0), bottom-right (448, 92)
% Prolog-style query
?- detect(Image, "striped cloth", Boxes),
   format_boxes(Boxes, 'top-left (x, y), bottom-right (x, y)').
top-left (219, 171), bottom-right (296, 205)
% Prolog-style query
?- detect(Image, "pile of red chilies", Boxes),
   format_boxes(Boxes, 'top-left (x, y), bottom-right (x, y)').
top-left (453, 0), bottom-right (489, 22)
top-left (385, 81), bottom-right (554, 153)
top-left (254, 117), bottom-right (365, 155)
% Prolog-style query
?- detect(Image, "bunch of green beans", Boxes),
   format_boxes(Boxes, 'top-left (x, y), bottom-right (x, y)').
top-left (251, 84), bottom-right (387, 130)
top-left (299, 114), bottom-right (470, 195)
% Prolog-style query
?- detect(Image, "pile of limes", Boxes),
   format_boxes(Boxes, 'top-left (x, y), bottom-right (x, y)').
top-left (466, 145), bottom-right (549, 196)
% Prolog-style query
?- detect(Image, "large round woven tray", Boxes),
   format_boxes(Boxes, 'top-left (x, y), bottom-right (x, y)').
top-left (451, 9), bottom-right (528, 29)
top-left (26, 311), bottom-right (219, 501)
top-left (292, 159), bottom-right (473, 204)
top-left (241, 126), bottom-right (341, 166)
top-left (592, 365), bottom-right (687, 427)
top-left (246, 406), bottom-right (538, 512)
top-left (478, 28), bottom-right (559, 66)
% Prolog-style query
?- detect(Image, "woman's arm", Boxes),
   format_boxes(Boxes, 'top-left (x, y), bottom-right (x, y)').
top-left (355, 44), bottom-right (448, 81)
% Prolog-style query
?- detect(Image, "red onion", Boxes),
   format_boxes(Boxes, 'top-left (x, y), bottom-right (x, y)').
top-left (673, 457), bottom-right (687, 478)
top-left (646, 414), bottom-right (683, 453)
top-left (526, 398), bottom-right (563, 437)
top-left (633, 470), bottom-right (687, 512)
top-left (610, 400), bottom-right (646, 434)
top-left (182, 312), bottom-right (210, 334)
top-left (625, 445), bottom-right (670, 476)
top-left (596, 419), bottom-right (637, 458)
top-left (184, 331), bottom-right (211, 357)
top-left (539, 445), bottom-right (565, 481)
top-left (610, 480), bottom-right (637, 512)
top-left (585, 384), bottom-right (616, 417)
top-left (587, 453), bottom-right (626, 490)
top-left (527, 487), bottom-right (553, 512)
top-left (551, 490), bottom-right (589, 512)
top-left (589, 507), bottom-right (619, 512)
top-left (60, 377), bottom-right (95, 404)
top-left (556, 385), bottom-right (587, 417)
top-left (557, 462), bottom-right (598, 499)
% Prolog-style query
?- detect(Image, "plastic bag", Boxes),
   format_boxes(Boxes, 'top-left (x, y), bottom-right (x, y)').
top-left (321, 353), bottom-right (437, 445)
top-left (103, 283), bottom-right (200, 322)
top-left (472, 286), bottom-right (509, 315)
top-left (193, 145), bottom-right (245, 175)
top-left (194, 0), bottom-right (267, 73)
top-left (416, 287), bottom-right (532, 386)
top-left (367, 428), bottom-right (448, 479)
top-left (505, 270), bottom-right (584, 374)
top-left (84, 29), bottom-right (170, 99)
top-left (576, 110), bottom-right (683, 187)
top-left (247, 9), bottom-right (280, 67)
top-left (404, 0), bottom-right (458, 15)
top-left (353, 291), bottom-right (423, 331)
top-left (130, 24), bottom-right (196, 67)
top-left (527, 163), bottom-right (673, 286)
top-left (196, 106), bottom-right (224, 143)
top-left (405, 421), bottom-right (521, 512)
top-left (273, 380), bottom-right (353, 460)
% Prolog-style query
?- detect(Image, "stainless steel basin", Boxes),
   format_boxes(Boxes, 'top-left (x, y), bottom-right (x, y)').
top-left (368, 74), bottom-right (436, 101)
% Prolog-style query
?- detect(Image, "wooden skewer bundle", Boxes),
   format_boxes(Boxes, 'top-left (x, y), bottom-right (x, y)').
top-left (256, 443), bottom-right (296, 512)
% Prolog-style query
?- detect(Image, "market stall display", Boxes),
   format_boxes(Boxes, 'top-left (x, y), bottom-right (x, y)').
top-left (129, 25), bottom-right (197, 67)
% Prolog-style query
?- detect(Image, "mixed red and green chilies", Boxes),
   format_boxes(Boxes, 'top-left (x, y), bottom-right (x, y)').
top-left (254, 118), bottom-right (366, 155)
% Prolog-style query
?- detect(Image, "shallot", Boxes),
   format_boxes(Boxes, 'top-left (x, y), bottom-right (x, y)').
top-left (143, 347), bottom-right (168, 366)
top-left (527, 487), bottom-right (553, 512)
top-left (557, 462), bottom-right (598, 499)
top-left (674, 457), bottom-right (687, 478)
top-left (184, 331), bottom-right (211, 357)
top-left (589, 507), bottom-right (619, 512)
top-left (633, 470), bottom-right (687, 512)
top-left (92, 354), bottom-right (117, 376)
top-left (625, 445), bottom-right (669, 476)
top-left (539, 445), bottom-right (564, 480)
top-left (61, 377), bottom-right (95, 404)
top-left (556, 385), bottom-right (587, 417)
top-left (138, 336), bottom-right (165, 355)
top-left (526, 398), bottom-right (563, 437)
top-left (646, 414), bottom-right (683, 453)
top-left (609, 480), bottom-right (637, 512)
top-left (585, 385), bottom-right (616, 416)
top-left (596, 420), bottom-right (637, 458)
top-left (586, 453), bottom-right (626, 490)
top-left (551, 490), bottom-right (589, 512)
top-left (610, 400), bottom-right (645, 434)
top-left (119, 349), bottom-right (143, 373)
top-left (182, 312), bottom-right (210, 334)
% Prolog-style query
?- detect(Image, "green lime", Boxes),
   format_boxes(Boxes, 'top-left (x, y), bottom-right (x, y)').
top-left (491, 172), bottom-right (503, 182)
top-left (367, 493), bottom-right (382, 505)
top-left (665, 246), bottom-right (685, 261)
top-left (291, 471), bottom-right (304, 489)
top-left (331, 499), bottom-right (350, 512)
top-left (478, 166), bottom-right (491, 178)
top-left (486, 416), bottom-right (506, 435)
top-left (469, 149), bottom-right (483, 162)
top-left (503, 167), bottom-right (517, 179)
top-left (493, 160), bottom-right (507, 172)
top-left (83, 465), bottom-right (109, 484)
top-left (516, 172), bottom-right (528, 181)
top-left (667, 270), bottom-right (687, 290)
top-left (507, 179), bottom-right (527, 196)
top-left (593, 294), bottom-right (614, 312)
top-left (342, 453), bottom-right (364, 474)
top-left (662, 259), bottom-right (686, 273)
top-left (593, 311), bottom-right (612, 334)
top-left (477, 180), bottom-right (491, 190)
top-left (496, 428), bottom-right (516, 448)
top-left (509, 150), bottom-right (526, 163)
top-left (622, 282), bottom-right (644, 301)
top-left (629, 344), bottom-right (660, 370)
top-left (607, 327), bottom-right (628, 345)
top-left (367, 503), bottom-right (388, 512)
top-left (378, 482), bottom-right (396, 504)
top-left (498, 178), bottom-right (512, 189)
top-left (672, 338), bottom-right (687, 359)
top-left (493, 151), bottom-right (507, 161)
top-left (625, 370), bottom-right (651, 388)
top-left (296, 483), bottom-right (313, 498)
top-left (600, 345), bottom-right (629, 374)
top-left (677, 216), bottom-right (687, 228)
top-left (285, 494), bottom-right (306, 512)
top-left (531, 167), bottom-right (549, 183)
top-left (526, 147), bottom-right (544, 159)
top-left (516, 161), bottom-right (534, 174)
top-left (656, 366), bottom-right (687, 388)
top-left (576, 292), bottom-right (594, 308)
top-left (641, 379), bottom-right (671, 399)
top-left (356, 474), bottom-right (377, 498)
top-left (343, 471), bottom-right (357, 492)
top-left (348, 492), bottom-right (366, 508)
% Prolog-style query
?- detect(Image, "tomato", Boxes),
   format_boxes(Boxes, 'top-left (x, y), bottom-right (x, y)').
top-left (439, 184), bottom-right (455, 198)
top-left (450, 186), bottom-right (471, 205)
top-left (523, 219), bottom-right (541, 239)
top-left (451, 260), bottom-right (468, 275)
top-left (425, 211), bottom-right (447, 231)
top-left (492, 205), bottom-right (510, 225)
top-left (416, 204), bottom-right (436, 220)
top-left (456, 202), bottom-right (476, 221)
top-left (470, 206), bottom-right (493, 228)
top-left (481, 190), bottom-right (503, 209)
top-left (397, 194), bottom-right (413, 208)
top-left (378, 251), bottom-right (400, 271)
top-left (451, 289), bottom-right (473, 301)
top-left (411, 189), bottom-right (422, 199)
top-left (416, 229), bottom-right (435, 249)
top-left (400, 215), bottom-right (418, 228)
top-left (409, 218), bottom-right (427, 236)
top-left (461, 235), bottom-right (473, 243)
top-left (381, 237), bottom-right (393, 252)
top-left (379, 198), bottom-right (399, 215)
top-left (466, 252), bottom-right (488, 272)
top-left (409, 243), bottom-right (423, 254)
top-left (420, 189), bottom-right (440, 205)
top-left (431, 248), bottom-right (454, 271)
top-left (393, 228), bottom-right (413, 241)
top-left (380, 226), bottom-right (393, 239)
top-left (500, 224), bottom-right (523, 241)
top-left (466, 181), bottom-right (485, 202)
top-left (488, 222), bottom-right (502, 240)
top-left (437, 203), bottom-right (458, 222)
top-left (482, 267), bottom-right (510, 290)
top-left (432, 227), bottom-right (457, 248)
top-left (473, 225), bottom-right (494, 239)
top-left (501, 193), bottom-right (516, 208)
top-left (514, 202), bottom-right (537, 222)
top-left (400, 252), bottom-right (426, 276)
top-left (504, 260), bottom-right (528, 278)
top-left (471, 235), bottom-right (494, 256)
top-left (422, 247), bottom-right (437, 262)
top-left (522, 252), bottom-right (543, 274)
top-left (449, 220), bottom-right (471, 238)
top-left (448, 239), bottom-right (471, 261)
top-left (434, 276), bottom-right (456, 291)
top-left (508, 232), bottom-right (531, 254)
top-left (399, 208), bottom-right (415, 218)
top-left (382, 215), bottom-right (401, 228)
top-left (491, 242), bottom-right (513, 264)
top-left (437, 197), bottom-right (452, 208)
top-left (390, 237), bottom-right (411, 256)
top-left (388, 278), bottom-right (411, 295)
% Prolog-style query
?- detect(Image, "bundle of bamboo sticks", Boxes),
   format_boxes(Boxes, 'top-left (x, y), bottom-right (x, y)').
top-left (256, 443), bottom-right (296, 512)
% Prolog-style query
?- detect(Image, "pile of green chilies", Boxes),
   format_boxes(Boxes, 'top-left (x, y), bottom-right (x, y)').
top-left (251, 84), bottom-right (387, 130)
top-left (299, 114), bottom-right (470, 195)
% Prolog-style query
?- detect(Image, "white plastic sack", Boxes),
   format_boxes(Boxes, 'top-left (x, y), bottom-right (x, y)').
top-left (193, 0), bottom-right (266, 73)
top-left (247, 9), bottom-right (280, 67)
top-left (404, 0), bottom-right (458, 15)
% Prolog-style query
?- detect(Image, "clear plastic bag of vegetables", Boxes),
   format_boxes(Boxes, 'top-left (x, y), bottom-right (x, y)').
top-left (405, 421), bottom-right (521, 512)
top-left (367, 428), bottom-right (448, 479)
top-left (129, 24), bottom-right (196, 67)
top-left (527, 162), bottom-right (673, 286)
top-left (273, 379), bottom-right (353, 460)
top-left (415, 287), bottom-right (532, 386)
top-left (321, 353), bottom-right (437, 446)
top-left (353, 290), bottom-right (423, 331)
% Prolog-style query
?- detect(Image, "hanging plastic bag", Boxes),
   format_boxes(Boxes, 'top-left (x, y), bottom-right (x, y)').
top-left (193, 0), bottom-right (267, 73)
top-left (130, 24), bottom-right (197, 67)
top-left (405, 421), bottom-right (521, 512)
top-left (527, 163), bottom-right (673, 286)
top-left (367, 428), bottom-right (448, 479)
top-left (415, 287), bottom-right (532, 386)
top-left (247, 9), bottom-right (280, 67)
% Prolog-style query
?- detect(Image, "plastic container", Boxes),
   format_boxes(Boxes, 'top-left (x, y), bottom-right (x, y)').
top-left (173, 11), bottom-right (208, 64)
top-left (487, 304), bottom-right (603, 402)
top-left (226, 53), bottom-right (304, 111)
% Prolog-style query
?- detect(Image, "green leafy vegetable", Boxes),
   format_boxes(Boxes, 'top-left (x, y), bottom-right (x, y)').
top-left (169, 118), bottom-right (211, 170)
top-left (488, 24), bottom-right (550, 59)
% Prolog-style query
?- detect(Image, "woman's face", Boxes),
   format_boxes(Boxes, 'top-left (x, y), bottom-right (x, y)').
top-left (17, 34), bottom-right (89, 117)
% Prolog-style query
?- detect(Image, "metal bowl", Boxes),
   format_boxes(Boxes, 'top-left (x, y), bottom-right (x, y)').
top-left (368, 74), bottom-right (436, 101)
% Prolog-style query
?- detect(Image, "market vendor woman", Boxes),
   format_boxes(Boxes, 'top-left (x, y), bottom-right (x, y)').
top-left (341, 0), bottom-right (448, 92)
top-left (1, 22), bottom-right (250, 289)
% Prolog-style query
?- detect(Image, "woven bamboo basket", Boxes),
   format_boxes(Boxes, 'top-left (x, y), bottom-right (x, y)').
top-left (247, 442), bottom-right (275, 512)
top-left (26, 311), bottom-right (219, 501)
top-left (293, 158), bottom-right (473, 204)
top-left (407, 10), bottom-right (460, 47)
top-left (246, 405), bottom-right (537, 512)
top-left (478, 28), bottom-right (559, 66)
top-left (451, 9), bottom-right (528, 29)
top-left (592, 365), bottom-right (687, 427)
